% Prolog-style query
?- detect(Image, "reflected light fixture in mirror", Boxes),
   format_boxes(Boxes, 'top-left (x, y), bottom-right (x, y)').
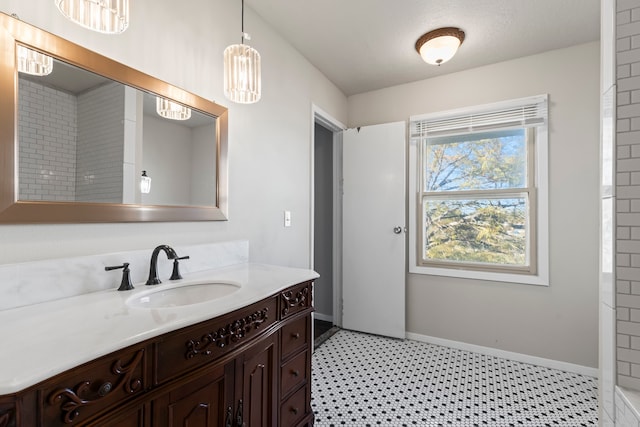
top-left (55, 0), bottom-right (129, 34)
top-left (140, 171), bottom-right (151, 194)
top-left (224, 0), bottom-right (261, 104)
top-left (156, 97), bottom-right (192, 120)
top-left (17, 45), bottom-right (53, 76)
top-left (415, 27), bottom-right (465, 66)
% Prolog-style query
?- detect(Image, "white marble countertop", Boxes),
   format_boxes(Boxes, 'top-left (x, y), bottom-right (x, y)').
top-left (0, 263), bottom-right (318, 395)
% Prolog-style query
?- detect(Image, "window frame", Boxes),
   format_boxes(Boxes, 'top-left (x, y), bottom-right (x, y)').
top-left (408, 96), bottom-right (549, 286)
top-left (418, 128), bottom-right (537, 274)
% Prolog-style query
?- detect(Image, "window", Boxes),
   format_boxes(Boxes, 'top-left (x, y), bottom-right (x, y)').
top-left (409, 95), bottom-right (549, 285)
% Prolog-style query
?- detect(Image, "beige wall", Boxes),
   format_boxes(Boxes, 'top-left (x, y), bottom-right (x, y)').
top-left (0, 1), bottom-right (347, 267)
top-left (348, 42), bottom-right (600, 368)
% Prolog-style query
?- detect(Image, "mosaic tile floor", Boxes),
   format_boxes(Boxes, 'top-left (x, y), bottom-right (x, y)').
top-left (311, 330), bottom-right (598, 426)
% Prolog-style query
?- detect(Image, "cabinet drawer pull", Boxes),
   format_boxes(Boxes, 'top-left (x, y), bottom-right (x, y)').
top-left (236, 399), bottom-right (243, 427)
top-left (225, 406), bottom-right (233, 427)
top-left (291, 369), bottom-right (300, 377)
top-left (98, 382), bottom-right (112, 397)
top-left (292, 332), bottom-right (300, 339)
top-left (290, 407), bottom-right (299, 415)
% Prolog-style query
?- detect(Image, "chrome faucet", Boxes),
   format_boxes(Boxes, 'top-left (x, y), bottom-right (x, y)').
top-left (145, 244), bottom-right (178, 286)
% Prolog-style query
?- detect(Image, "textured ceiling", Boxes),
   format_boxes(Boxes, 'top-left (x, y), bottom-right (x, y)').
top-left (245, 0), bottom-right (601, 96)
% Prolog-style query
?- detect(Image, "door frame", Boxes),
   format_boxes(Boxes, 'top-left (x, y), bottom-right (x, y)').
top-left (310, 104), bottom-right (346, 329)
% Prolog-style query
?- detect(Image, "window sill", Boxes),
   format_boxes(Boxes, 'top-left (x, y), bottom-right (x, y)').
top-left (409, 264), bottom-right (549, 286)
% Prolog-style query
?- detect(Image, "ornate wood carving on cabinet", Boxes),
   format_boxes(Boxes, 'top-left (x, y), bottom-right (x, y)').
top-left (281, 282), bottom-right (311, 318)
top-left (185, 307), bottom-right (270, 359)
top-left (47, 349), bottom-right (144, 424)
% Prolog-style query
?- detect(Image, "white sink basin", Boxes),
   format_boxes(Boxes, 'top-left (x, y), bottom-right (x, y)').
top-left (127, 282), bottom-right (241, 308)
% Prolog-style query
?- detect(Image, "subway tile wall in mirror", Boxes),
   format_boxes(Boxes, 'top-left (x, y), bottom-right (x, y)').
top-left (18, 58), bottom-right (217, 207)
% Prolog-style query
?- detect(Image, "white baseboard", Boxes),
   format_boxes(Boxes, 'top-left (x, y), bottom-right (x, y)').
top-left (406, 332), bottom-right (598, 378)
top-left (313, 312), bottom-right (333, 322)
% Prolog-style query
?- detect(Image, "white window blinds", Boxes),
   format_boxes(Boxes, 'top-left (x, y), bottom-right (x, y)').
top-left (410, 94), bottom-right (548, 139)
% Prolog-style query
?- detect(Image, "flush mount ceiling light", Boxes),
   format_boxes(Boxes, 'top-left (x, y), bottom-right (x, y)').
top-left (156, 97), bottom-right (192, 121)
top-left (223, 0), bottom-right (261, 104)
top-left (415, 27), bottom-right (465, 66)
top-left (17, 45), bottom-right (53, 76)
top-left (55, 0), bottom-right (129, 34)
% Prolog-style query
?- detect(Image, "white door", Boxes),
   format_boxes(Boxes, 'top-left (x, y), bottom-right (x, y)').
top-left (342, 122), bottom-right (406, 339)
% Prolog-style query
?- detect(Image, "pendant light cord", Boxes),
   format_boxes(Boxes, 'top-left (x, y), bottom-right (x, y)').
top-left (241, 0), bottom-right (245, 44)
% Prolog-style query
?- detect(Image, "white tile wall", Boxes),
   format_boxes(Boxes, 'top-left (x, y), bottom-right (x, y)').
top-left (18, 79), bottom-right (129, 204)
top-left (617, 0), bottom-right (640, 393)
top-left (18, 78), bottom-right (77, 201)
top-left (75, 82), bottom-right (125, 203)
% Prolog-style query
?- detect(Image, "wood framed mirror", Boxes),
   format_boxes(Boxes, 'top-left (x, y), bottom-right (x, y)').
top-left (0, 13), bottom-right (228, 223)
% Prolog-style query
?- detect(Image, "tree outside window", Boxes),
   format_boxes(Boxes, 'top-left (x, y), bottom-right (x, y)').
top-left (420, 128), bottom-right (535, 273)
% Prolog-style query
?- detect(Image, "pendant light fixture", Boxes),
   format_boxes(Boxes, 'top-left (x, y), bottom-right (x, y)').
top-left (156, 97), bottom-right (192, 121)
top-left (140, 171), bottom-right (151, 194)
top-left (11, 15), bottom-right (53, 76)
top-left (415, 27), bottom-right (465, 66)
top-left (17, 45), bottom-right (53, 76)
top-left (55, 0), bottom-right (129, 34)
top-left (223, 0), bottom-right (261, 104)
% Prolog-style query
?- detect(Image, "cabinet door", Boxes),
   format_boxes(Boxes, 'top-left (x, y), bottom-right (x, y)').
top-left (154, 362), bottom-right (234, 427)
top-left (237, 333), bottom-right (278, 427)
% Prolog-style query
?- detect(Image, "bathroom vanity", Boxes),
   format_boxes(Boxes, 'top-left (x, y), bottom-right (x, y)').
top-left (0, 12), bottom-right (316, 425)
top-left (0, 260), bottom-right (316, 427)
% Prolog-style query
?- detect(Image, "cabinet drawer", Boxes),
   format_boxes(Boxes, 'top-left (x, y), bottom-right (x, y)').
top-left (280, 282), bottom-right (312, 319)
top-left (281, 350), bottom-right (308, 397)
top-left (280, 385), bottom-right (309, 427)
top-left (281, 315), bottom-right (309, 359)
top-left (40, 346), bottom-right (146, 426)
top-left (155, 297), bottom-right (277, 384)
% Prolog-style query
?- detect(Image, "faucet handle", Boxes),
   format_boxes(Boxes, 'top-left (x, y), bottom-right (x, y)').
top-left (105, 263), bottom-right (135, 291)
top-left (170, 256), bottom-right (190, 281)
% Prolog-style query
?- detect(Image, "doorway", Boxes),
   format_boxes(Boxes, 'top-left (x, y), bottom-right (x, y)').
top-left (311, 111), bottom-right (406, 345)
top-left (312, 107), bottom-right (344, 346)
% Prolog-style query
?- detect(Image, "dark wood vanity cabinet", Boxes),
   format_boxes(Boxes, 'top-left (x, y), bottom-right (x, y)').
top-left (279, 282), bottom-right (314, 427)
top-left (95, 403), bottom-right (148, 427)
top-left (6, 281), bottom-right (314, 427)
top-left (0, 400), bottom-right (16, 427)
top-left (153, 359), bottom-right (233, 426)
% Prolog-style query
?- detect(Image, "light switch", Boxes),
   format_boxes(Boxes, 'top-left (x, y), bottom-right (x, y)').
top-left (284, 210), bottom-right (291, 227)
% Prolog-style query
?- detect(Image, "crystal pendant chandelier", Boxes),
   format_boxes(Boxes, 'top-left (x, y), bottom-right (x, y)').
top-left (156, 97), bottom-right (192, 121)
top-left (223, 0), bottom-right (261, 104)
top-left (55, 0), bottom-right (129, 34)
top-left (17, 45), bottom-right (53, 76)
